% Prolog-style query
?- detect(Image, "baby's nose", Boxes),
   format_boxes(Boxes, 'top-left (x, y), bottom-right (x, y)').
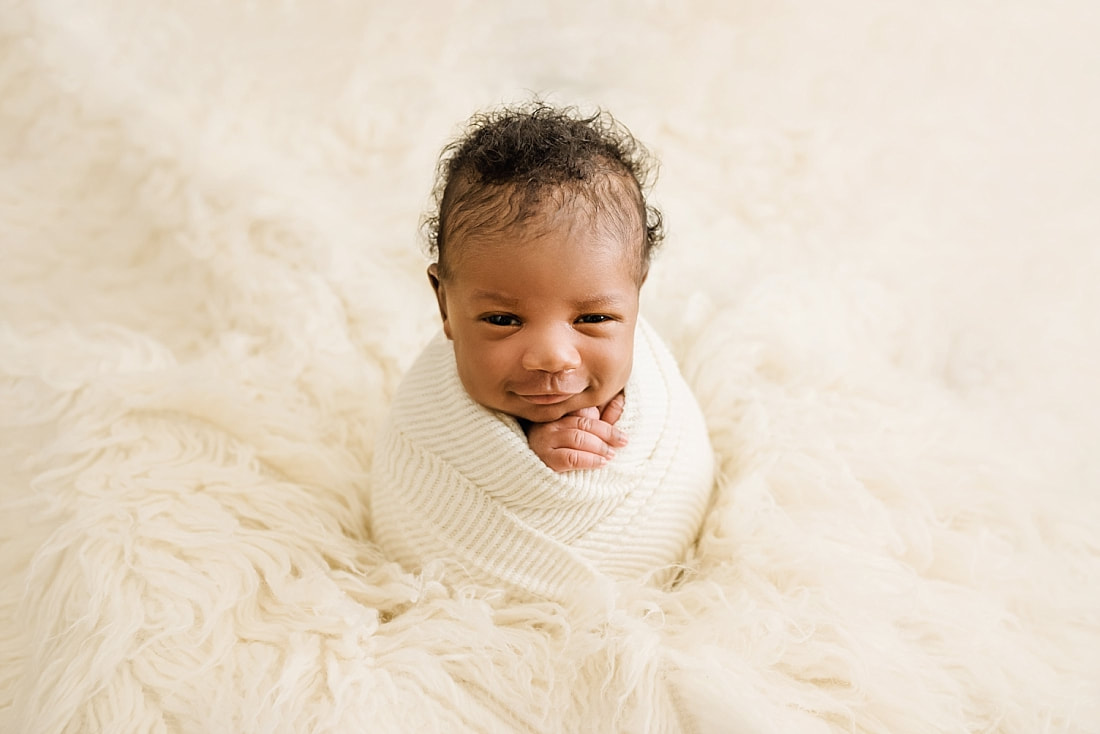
top-left (522, 335), bottom-right (581, 373)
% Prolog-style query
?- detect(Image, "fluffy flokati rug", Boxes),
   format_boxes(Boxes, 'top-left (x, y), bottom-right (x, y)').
top-left (2, 1), bottom-right (1098, 732)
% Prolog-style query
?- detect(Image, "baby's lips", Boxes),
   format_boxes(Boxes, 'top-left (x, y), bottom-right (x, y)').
top-left (516, 384), bottom-right (586, 396)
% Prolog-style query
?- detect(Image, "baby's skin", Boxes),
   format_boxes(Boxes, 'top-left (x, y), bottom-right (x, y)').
top-left (525, 390), bottom-right (628, 471)
top-left (428, 198), bottom-right (642, 473)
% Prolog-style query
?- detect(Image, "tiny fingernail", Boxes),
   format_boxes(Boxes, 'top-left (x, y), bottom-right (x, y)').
top-left (606, 448), bottom-right (616, 459)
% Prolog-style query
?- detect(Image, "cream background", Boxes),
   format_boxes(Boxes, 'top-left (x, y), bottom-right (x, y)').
top-left (2, 1), bottom-right (1098, 732)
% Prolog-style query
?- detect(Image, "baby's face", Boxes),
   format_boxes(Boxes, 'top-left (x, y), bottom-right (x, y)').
top-left (430, 213), bottom-right (641, 423)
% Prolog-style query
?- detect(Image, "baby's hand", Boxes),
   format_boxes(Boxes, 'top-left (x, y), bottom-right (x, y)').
top-left (526, 393), bottom-right (628, 472)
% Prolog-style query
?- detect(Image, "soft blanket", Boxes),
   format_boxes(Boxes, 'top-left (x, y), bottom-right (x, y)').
top-left (370, 318), bottom-right (714, 603)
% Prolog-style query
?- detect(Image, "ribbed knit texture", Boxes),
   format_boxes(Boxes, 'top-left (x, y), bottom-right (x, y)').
top-left (370, 318), bottom-right (715, 602)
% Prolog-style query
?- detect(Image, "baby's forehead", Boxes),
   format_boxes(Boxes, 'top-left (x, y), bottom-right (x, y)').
top-left (439, 175), bottom-right (647, 280)
top-left (458, 201), bottom-right (638, 254)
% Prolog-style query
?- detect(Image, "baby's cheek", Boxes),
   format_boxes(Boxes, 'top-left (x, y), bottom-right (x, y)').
top-left (488, 346), bottom-right (522, 383)
top-left (602, 346), bottom-right (633, 392)
top-left (586, 377), bottom-right (623, 413)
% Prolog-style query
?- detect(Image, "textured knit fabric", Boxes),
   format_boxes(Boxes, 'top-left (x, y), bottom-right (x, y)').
top-left (370, 317), bottom-right (715, 602)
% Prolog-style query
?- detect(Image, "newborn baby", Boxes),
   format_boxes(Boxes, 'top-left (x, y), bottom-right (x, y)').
top-left (370, 104), bottom-right (714, 602)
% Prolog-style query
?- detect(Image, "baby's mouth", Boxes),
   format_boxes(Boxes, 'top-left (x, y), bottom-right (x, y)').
top-left (514, 392), bottom-right (577, 406)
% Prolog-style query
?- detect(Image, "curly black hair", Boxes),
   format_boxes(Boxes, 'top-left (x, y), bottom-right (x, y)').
top-left (423, 102), bottom-right (664, 282)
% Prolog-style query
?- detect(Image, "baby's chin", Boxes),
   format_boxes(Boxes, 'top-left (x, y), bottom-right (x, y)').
top-left (502, 389), bottom-right (613, 424)
top-left (510, 403), bottom-right (581, 424)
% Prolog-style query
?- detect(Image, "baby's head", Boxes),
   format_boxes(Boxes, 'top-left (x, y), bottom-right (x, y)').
top-left (424, 103), bottom-right (664, 423)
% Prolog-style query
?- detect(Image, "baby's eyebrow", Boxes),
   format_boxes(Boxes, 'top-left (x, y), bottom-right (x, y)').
top-left (471, 290), bottom-right (520, 306)
top-left (573, 295), bottom-right (624, 310)
top-left (470, 290), bottom-right (626, 310)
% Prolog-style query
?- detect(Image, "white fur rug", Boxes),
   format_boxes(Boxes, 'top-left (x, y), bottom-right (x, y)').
top-left (2, 2), bottom-right (1098, 732)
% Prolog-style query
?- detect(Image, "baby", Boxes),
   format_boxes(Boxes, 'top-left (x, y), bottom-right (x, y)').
top-left (423, 104), bottom-right (660, 472)
top-left (371, 103), bottom-right (713, 600)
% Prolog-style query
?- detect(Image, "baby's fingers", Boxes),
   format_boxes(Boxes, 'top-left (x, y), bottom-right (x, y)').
top-left (572, 414), bottom-right (628, 449)
top-left (600, 391), bottom-right (626, 425)
top-left (527, 409), bottom-right (629, 472)
top-left (548, 447), bottom-right (612, 472)
top-left (562, 425), bottom-right (620, 460)
top-left (570, 406), bottom-right (600, 421)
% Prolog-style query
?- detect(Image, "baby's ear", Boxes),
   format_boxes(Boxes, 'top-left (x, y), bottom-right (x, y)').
top-left (427, 264), bottom-right (452, 338)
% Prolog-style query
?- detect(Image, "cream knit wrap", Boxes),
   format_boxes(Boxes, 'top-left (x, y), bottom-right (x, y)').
top-left (370, 318), bottom-right (715, 602)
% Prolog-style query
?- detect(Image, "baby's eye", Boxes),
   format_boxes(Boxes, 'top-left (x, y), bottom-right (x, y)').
top-left (576, 314), bottom-right (613, 324)
top-left (484, 314), bottom-right (521, 327)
